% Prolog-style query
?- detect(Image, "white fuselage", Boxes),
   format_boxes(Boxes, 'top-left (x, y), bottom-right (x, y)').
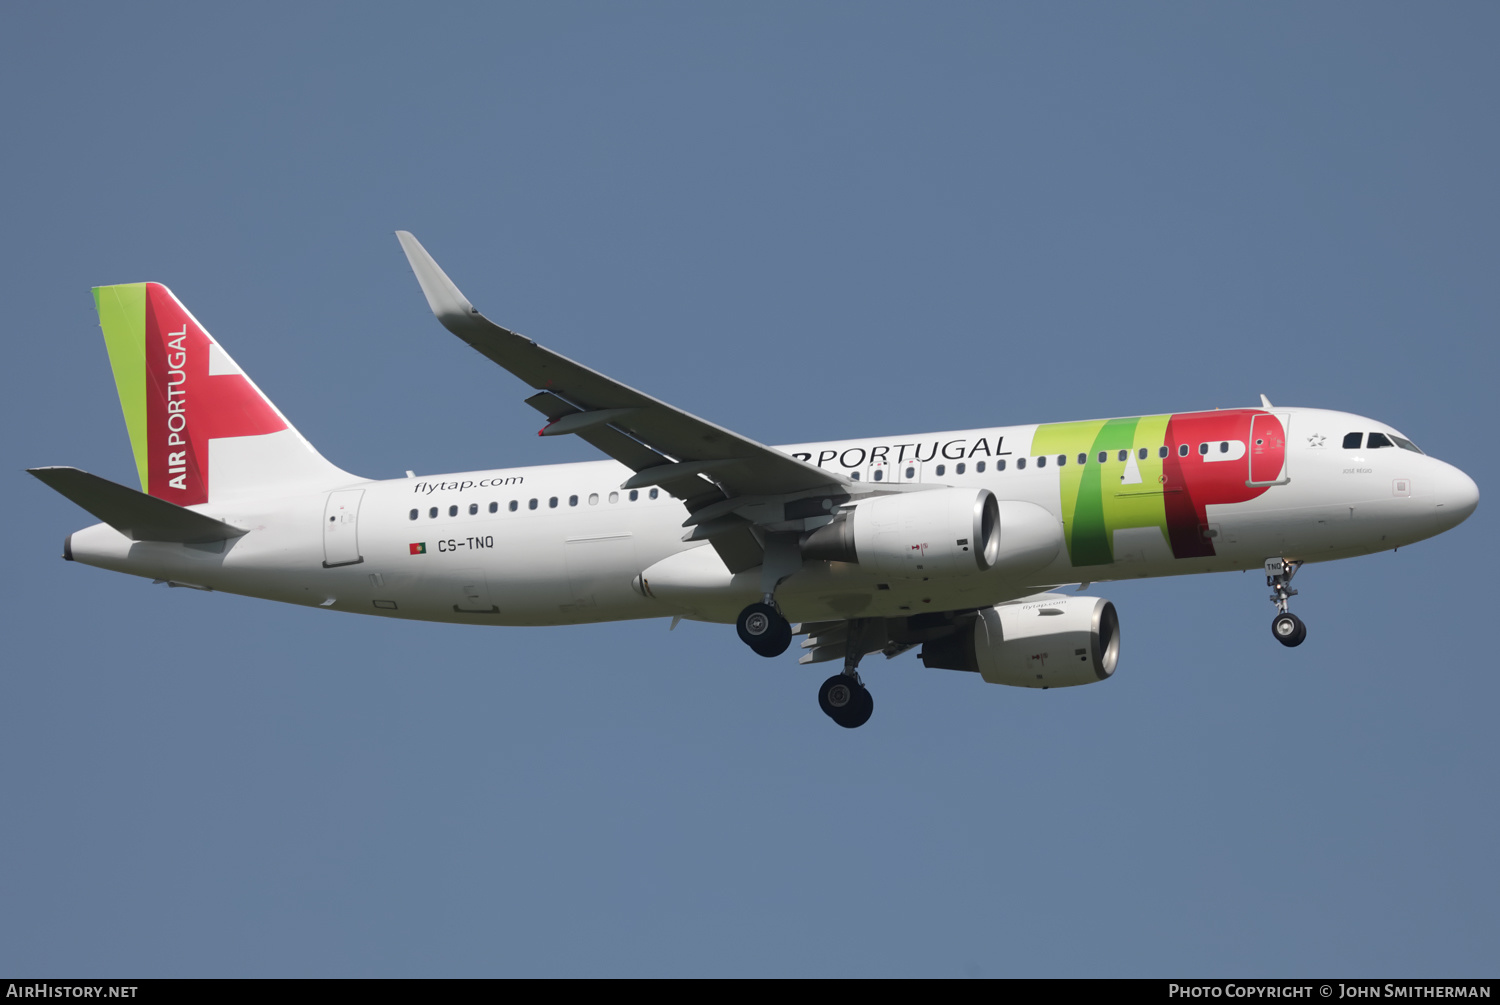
top-left (64, 407), bottom-right (1479, 627)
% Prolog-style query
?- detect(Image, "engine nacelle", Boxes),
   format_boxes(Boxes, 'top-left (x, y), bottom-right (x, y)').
top-left (800, 488), bottom-right (998, 578)
top-left (801, 490), bottom-right (1062, 581)
top-left (919, 594), bottom-right (1120, 688)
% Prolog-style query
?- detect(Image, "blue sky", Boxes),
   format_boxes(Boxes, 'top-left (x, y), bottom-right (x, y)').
top-left (2, 3), bottom-right (1495, 977)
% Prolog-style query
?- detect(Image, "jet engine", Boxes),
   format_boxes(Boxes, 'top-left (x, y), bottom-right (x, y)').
top-left (800, 487), bottom-right (998, 577)
top-left (800, 490), bottom-right (1062, 580)
top-left (919, 594), bottom-right (1119, 688)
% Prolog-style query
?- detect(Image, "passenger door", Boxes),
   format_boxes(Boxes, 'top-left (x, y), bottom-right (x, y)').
top-left (1248, 414), bottom-right (1291, 487)
top-left (322, 489), bottom-right (365, 567)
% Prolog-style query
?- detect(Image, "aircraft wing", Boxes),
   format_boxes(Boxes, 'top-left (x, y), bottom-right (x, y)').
top-left (397, 231), bottom-right (850, 571)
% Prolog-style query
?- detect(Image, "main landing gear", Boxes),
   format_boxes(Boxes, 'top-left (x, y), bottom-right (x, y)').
top-left (735, 602), bottom-right (876, 728)
top-left (737, 600), bottom-right (792, 657)
top-left (736, 535), bottom-right (799, 659)
top-left (819, 672), bottom-right (873, 729)
top-left (736, 533), bottom-right (875, 728)
top-left (817, 617), bottom-right (879, 729)
top-left (1267, 558), bottom-right (1307, 647)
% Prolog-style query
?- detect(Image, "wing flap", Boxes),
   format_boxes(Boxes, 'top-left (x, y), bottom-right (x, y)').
top-left (523, 391), bottom-right (723, 503)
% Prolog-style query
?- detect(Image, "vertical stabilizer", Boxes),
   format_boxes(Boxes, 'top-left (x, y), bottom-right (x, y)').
top-left (93, 283), bottom-right (353, 503)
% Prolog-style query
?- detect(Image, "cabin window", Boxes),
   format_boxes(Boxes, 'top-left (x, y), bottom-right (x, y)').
top-left (956, 462), bottom-right (966, 475)
top-left (1098, 451), bottom-right (1107, 463)
top-left (448, 505), bottom-right (458, 517)
top-left (509, 500), bottom-right (518, 512)
top-left (905, 467), bottom-right (915, 479)
top-left (1017, 457), bottom-right (1027, 470)
top-left (489, 502), bottom-right (498, 513)
top-left (1219, 441), bottom-right (1229, 454)
top-left (1139, 448), bottom-right (1149, 460)
top-left (1367, 432), bottom-right (1394, 449)
top-left (996, 459), bottom-right (1006, 471)
top-left (528, 498), bottom-right (538, 510)
top-left (469, 503), bottom-right (478, 515)
top-left (549, 496), bottom-right (558, 508)
top-left (1179, 444), bottom-right (1189, 457)
top-left (1199, 443), bottom-right (1209, 456)
top-left (409, 509), bottom-right (418, 521)
top-left (1037, 455), bottom-right (1047, 468)
top-left (569, 495), bottom-right (578, 507)
top-left (1079, 453), bottom-right (1088, 465)
top-left (1118, 450), bottom-right (1128, 462)
top-left (1342, 432), bottom-right (1363, 449)
top-left (872, 469), bottom-right (883, 481)
top-left (650, 488), bottom-right (660, 499)
top-left (850, 471), bottom-right (860, 481)
top-left (976, 461), bottom-right (986, 473)
top-left (629, 489), bottom-right (639, 501)
top-left (589, 493), bottom-right (599, 506)
top-left (1057, 454), bottom-right (1066, 467)
top-left (935, 464), bottom-right (945, 476)
top-left (429, 507), bottom-right (438, 518)
top-left (608, 491), bottom-right (619, 503)
top-left (1391, 436), bottom-right (1423, 454)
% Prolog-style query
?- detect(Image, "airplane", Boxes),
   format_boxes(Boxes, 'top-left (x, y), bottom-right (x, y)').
top-left (29, 232), bottom-right (1480, 728)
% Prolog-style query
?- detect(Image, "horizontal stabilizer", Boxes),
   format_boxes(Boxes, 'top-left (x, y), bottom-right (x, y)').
top-left (28, 466), bottom-right (248, 543)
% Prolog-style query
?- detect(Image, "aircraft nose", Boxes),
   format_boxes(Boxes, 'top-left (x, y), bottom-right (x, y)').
top-left (1433, 462), bottom-right (1479, 527)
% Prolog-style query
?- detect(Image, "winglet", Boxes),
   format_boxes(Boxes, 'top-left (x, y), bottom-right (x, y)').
top-left (1260, 394), bottom-right (1274, 409)
top-left (395, 231), bottom-right (478, 324)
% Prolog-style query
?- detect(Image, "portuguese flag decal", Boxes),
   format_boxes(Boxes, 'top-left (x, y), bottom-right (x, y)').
top-left (409, 542), bottom-right (426, 555)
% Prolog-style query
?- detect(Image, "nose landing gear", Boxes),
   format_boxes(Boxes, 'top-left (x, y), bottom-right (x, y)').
top-left (1267, 558), bottom-right (1307, 647)
top-left (1272, 611), bottom-right (1307, 646)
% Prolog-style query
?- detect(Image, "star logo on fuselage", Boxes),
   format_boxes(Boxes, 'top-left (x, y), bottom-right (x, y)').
top-left (1306, 434), bottom-right (1326, 448)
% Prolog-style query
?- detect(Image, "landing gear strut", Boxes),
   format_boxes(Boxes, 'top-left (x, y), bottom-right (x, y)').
top-left (1266, 558), bottom-right (1307, 647)
top-left (817, 618), bottom-right (876, 728)
top-left (737, 600), bottom-right (791, 657)
top-left (737, 534), bottom-right (800, 658)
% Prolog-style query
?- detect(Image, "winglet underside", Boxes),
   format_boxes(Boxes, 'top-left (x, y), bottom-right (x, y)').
top-left (396, 231), bottom-right (476, 323)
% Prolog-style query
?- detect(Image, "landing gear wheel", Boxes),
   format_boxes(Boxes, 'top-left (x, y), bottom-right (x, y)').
top-left (818, 674), bottom-right (874, 729)
top-left (737, 602), bottom-right (791, 657)
top-left (1272, 612), bottom-right (1307, 647)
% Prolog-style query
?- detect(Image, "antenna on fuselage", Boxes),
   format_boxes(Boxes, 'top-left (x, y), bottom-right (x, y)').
top-left (1260, 394), bottom-right (1274, 409)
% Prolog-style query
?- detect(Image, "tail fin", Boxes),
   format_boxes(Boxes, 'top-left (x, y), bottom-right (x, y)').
top-left (93, 282), bottom-right (352, 503)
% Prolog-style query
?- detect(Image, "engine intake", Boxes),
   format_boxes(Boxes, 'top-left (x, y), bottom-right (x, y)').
top-left (920, 595), bottom-right (1120, 688)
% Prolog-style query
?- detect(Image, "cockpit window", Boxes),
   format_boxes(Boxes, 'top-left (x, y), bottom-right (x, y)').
top-left (1390, 435), bottom-right (1424, 454)
top-left (1342, 432), bottom-right (1362, 449)
top-left (1367, 432), bottom-right (1394, 449)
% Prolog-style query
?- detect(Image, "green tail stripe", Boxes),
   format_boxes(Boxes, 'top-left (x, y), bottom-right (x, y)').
top-left (93, 284), bottom-right (149, 492)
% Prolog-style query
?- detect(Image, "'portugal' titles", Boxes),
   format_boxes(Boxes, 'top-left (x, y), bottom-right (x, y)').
top-left (164, 326), bottom-right (189, 490)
